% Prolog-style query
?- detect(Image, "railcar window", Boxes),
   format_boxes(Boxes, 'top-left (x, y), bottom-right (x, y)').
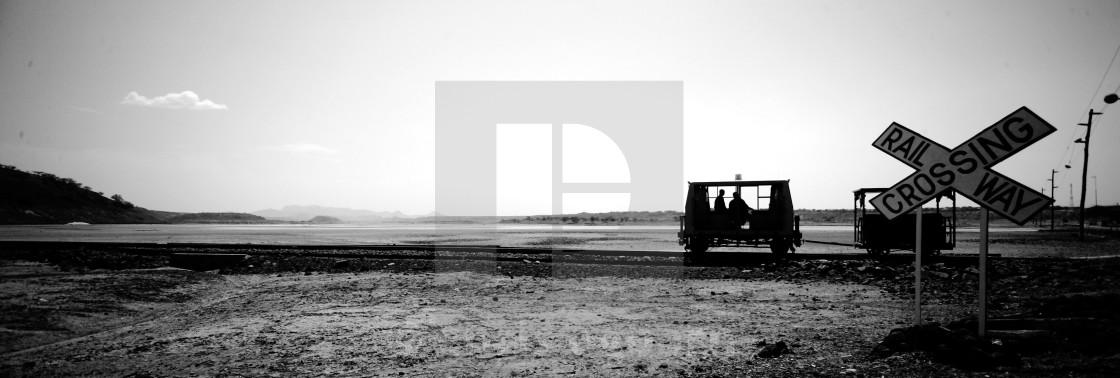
top-left (707, 186), bottom-right (724, 209)
top-left (694, 184), bottom-right (791, 211)
top-left (757, 185), bottom-right (771, 210)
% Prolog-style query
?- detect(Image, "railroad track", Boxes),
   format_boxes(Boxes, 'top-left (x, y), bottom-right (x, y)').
top-left (0, 240), bottom-right (1000, 267)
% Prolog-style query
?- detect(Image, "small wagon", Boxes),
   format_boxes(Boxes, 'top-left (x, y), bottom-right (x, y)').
top-left (679, 180), bottom-right (802, 254)
top-left (853, 188), bottom-right (957, 256)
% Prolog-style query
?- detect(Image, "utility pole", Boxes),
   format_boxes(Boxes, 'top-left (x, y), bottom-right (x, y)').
top-left (1049, 169), bottom-right (1057, 231)
top-left (1040, 187), bottom-right (1046, 227)
top-left (1077, 109), bottom-right (1101, 240)
top-left (1093, 176), bottom-right (1098, 207)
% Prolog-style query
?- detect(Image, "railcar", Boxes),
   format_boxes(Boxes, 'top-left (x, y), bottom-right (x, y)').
top-left (853, 188), bottom-right (956, 256)
top-left (678, 180), bottom-right (802, 254)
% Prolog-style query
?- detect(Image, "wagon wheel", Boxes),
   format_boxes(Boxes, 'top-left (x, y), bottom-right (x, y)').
top-left (770, 239), bottom-right (790, 255)
top-left (687, 237), bottom-right (709, 253)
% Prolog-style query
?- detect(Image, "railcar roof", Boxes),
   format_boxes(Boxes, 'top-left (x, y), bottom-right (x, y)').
top-left (854, 187), bottom-right (891, 194)
top-left (688, 180), bottom-right (790, 186)
top-left (855, 187), bottom-right (956, 198)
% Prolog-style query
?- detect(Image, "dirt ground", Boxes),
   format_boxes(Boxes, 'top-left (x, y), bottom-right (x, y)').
top-left (2, 261), bottom-right (907, 377)
top-left (1, 227), bottom-right (1119, 377)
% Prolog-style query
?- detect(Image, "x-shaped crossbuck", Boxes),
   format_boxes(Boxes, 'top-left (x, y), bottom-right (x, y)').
top-left (869, 107), bottom-right (1055, 225)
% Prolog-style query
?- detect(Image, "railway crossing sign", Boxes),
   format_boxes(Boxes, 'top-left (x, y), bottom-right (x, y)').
top-left (869, 106), bottom-right (1055, 225)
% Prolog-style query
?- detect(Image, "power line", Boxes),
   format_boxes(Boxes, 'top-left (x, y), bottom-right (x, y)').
top-left (1084, 41), bottom-right (1120, 115)
top-left (1053, 41), bottom-right (1120, 188)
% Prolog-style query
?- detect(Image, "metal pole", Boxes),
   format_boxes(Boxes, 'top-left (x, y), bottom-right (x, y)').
top-left (1078, 110), bottom-right (1100, 240)
top-left (1039, 187), bottom-right (1045, 227)
top-left (854, 193), bottom-right (859, 247)
top-left (1095, 177), bottom-right (1101, 207)
top-left (1050, 169), bottom-right (1057, 231)
top-left (915, 207), bottom-right (923, 326)
top-left (979, 209), bottom-right (988, 338)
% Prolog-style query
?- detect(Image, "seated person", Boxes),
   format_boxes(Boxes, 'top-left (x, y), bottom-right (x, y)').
top-left (729, 191), bottom-right (752, 228)
top-left (713, 189), bottom-right (731, 229)
top-left (714, 189), bottom-right (727, 213)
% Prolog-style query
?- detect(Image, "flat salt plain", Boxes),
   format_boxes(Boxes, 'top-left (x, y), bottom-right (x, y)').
top-left (0, 223), bottom-right (1111, 258)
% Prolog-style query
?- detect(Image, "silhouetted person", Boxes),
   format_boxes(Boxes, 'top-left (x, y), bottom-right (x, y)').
top-left (714, 189), bottom-right (727, 214)
top-left (729, 191), bottom-right (752, 228)
top-left (713, 189), bottom-right (728, 229)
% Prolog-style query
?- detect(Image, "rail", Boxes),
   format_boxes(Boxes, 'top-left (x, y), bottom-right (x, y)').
top-left (801, 239), bottom-right (859, 247)
top-left (0, 240), bottom-right (1000, 265)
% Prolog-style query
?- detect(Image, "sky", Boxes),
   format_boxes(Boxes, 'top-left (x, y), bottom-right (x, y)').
top-left (1, 0), bottom-right (1119, 216)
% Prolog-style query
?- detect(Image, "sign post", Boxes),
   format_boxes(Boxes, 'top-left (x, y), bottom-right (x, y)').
top-left (979, 209), bottom-right (988, 337)
top-left (870, 106), bottom-right (1055, 329)
top-left (914, 208), bottom-right (922, 326)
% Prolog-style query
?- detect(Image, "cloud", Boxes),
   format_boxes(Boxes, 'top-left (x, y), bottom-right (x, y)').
top-left (121, 91), bottom-right (228, 110)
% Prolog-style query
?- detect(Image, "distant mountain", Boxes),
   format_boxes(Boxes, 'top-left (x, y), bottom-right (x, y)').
top-left (413, 215), bottom-right (506, 223)
top-left (166, 212), bottom-right (270, 224)
top-left (0, 164), bottom-right (163, 225)
top-left (307, 215), bottom-right (343, 224)
top-left (252, 205), bottom-right (417, 222)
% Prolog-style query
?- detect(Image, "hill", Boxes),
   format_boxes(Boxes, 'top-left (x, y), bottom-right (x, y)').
top-left (307, 215), bottom-right (343, 224)
top-left (0, 165), bottom-right (163, 225)
top-left (166, 212), bottom-right (270, 224)
top-left (144, 209), bottom-right (188, 222)
top-left (495, 210), bottom-right (684, 225)
top-left (253, 205), bottom-right (415, 222)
